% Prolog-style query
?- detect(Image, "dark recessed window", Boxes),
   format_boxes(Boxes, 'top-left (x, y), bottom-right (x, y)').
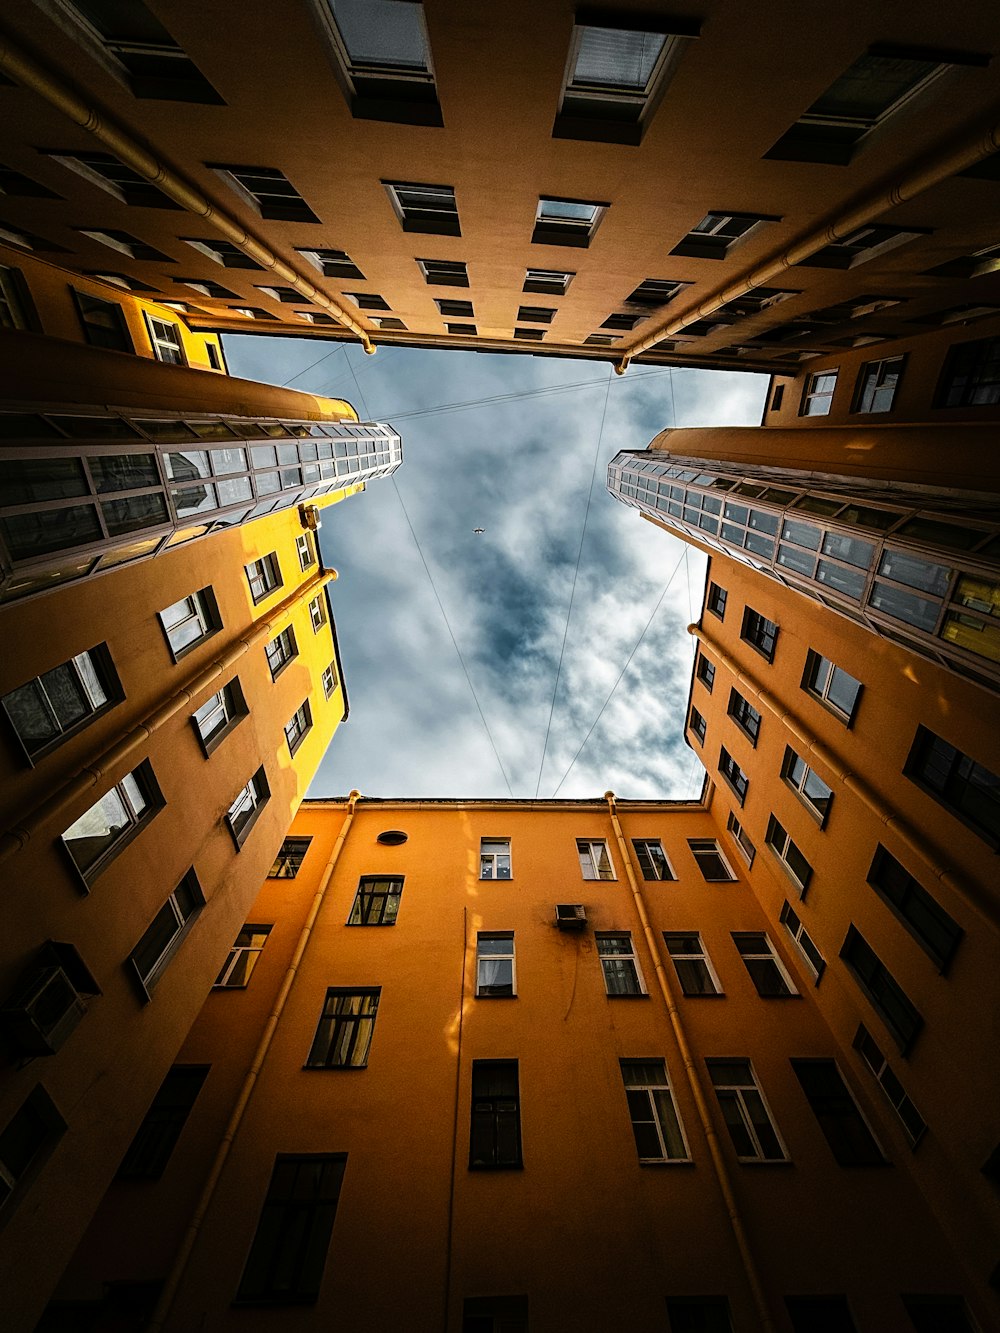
top-left (901, 1295), bottom-right (977, 1333)
top-left (732, 933), bottom-right (797, 997)
top-left (719, 747), bottom-right (749, 804)
top-left (935, 336), bottom-right (1000, 408)
top-left (904, 726), bottom-right (999, 847)
top-left (866, 845), bottom-right (962, 969)
top-left (446, 322), bottom-right (477, 335)
top-left (2, 643), bottom-right (121, 762)
top-left (436, 298), bottom-right (474, 317)
top-left (269, 837), bottom-right (311, 878)
top-left (469, 1060), bottom-right (521, 1168)
top-left (840, 925), bottom-right (923, 1053)
top-left (209, 165), bottom-right (319, 223)
top-left (72, 290), bottom-right (134, 352)
top-left (706, 582), bottom-right (727, 617)
top-left (799, 225), bottom-right (926, 270)
top-left (417, 258), bottom-right (468, 286)
top-left (513, 327), bottom-right (544, 341)
top-left (306, 988), bottom-right (380, 1067)
top-left (853, 355), bottom-right (905, 413)
top-left (524, 268), bottom-right (573, 294)
top-left (0, 1086), bottom-right (66, 1219)
top-left (532, 197), bottom-right (607, 248)
top-left (346, 292), bottom-right (391, 311)
top-left (319, 0), bottom-right (441, 126)
top-left (47, 150), bottom-right (178, 208)
top-left (785, 1295), bottom-right (859, 1331)
top-left (632, 838), bottom-right (674, 881)
top-left (516, 305), bottom-right (554, 323)
top-left (602, 312), bottom-right (645, 331)
top-left (791, 1059), bottom-right (885, 1166)
top-left (348, 877), bottom-right (403, 925)
top-left (671, 212), bottom-right (776, 260)
top-left (226, 768), bottom-right (270, 849)
top-left (116, 1065), bottom-right (209, 1179)
top-left (741, 608), bottom-right (779, 661)
top-left (377, 829), bottom-right (407, 845)
top-left (689, 706), bottom-right (707, 744)
top-left (181, 238), bottom-right (262, 269)
top-left (61, 761), bottom-right (162, 886)
top-left (383, 181), bottom-right (459, 236)
top-left (127, 869), bottom-right (204, 996)
top-left (625, 278), bottom-right (688, 309)
top-left (296, 247), bottom-right (365, 281)
top-left (665, 1297), bottom-right (733, 1333)
top-left (727, 689), bottom-right (761, 745)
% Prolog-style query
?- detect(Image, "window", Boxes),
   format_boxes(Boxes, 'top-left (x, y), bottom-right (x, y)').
top-left (226, 767), bottom-right (270, 848)
top-left (688, 839), bottom-right (736, 882)
top-left (719, 748), bottom-right (749, 805)
top-left (904, 726), bottom-right (1000, 847)
top-left (476, 933), bottom-right (515, 998)
top-left (524, 268), bottom-right (573, 294)
top-left (727, 689), bottom-right (761, 745)
top-left (348, 876), bottom-right (402, 925)
top-left (517, 304), bottom-right (557, 325)
top-left (853, 355), bottom-right (905, 413)
top-left (785, 1296), bottom-right (858, 1332)
top-left (265, 626), bottom-right (297, 680)
top-left (800, 371), bottom-right (838, 416)
top-left (2, 644), bottom-right (119, 761)
top-left (191, 679), bottom-right (246, 753)
top-left (596, 933), bottom-right (645, 995)
top-left (159, 589), bottom-right (219, 660)
top-left (0, 263), bottom-right (34, 330)
top-left (577, 838), bottom-right (614, 879)
top-left (532, 196), bottom-right (608, 248)
top-left (707, 582), bottom-right (727, 618)
top-left (776, 905), bottom-right (824, 985)
top-left (269, 837), bottom-right (311, 878)
top-left (61, 762), bottom-right (161, 885)
top-left (116, 1066), bottom-right (209, 1178)
top-left (766, 816), bottom-right (813, 893)
top-left (665, 1298), bottom-right (734, 1333)
top-left (321, 661), bottom-right (338, 699)
top-left (801, 224), bottom-right (925, 270)
top-left (245, 553), bottom-right (282, 603)
top-left (306, 988), bottom-right (379, 1068)
top-left (297, 247), bottom-right (365, 280)
top-left (770, 383), bottom-right (785, 411)
top-left (733, 933), bottom-right (798, 997)
top-left (215, 926), bottom-right (271, 988)
top-left (791, 1059), bottom-right (885, 1166)
top-left (741, 608), bottom-right (778, 661)
top-left (469, 1060), bottom-right (521, 1168)
top-left (480, 838), bottom-right (511, 879)
top-left (696, 652), bottom-right (716, 690)
top-left (436, 298), bottom-right (474, 318)
top-left (284, 700), bottom-right (312, 756)
top-left (840, 925), bottom-right (923, 1053)
top-left (72, 290), bottom-right (133, 352)
top-left (181, 237), bottom-right (262, 269)
top-left (447, 322), bottom-right (477, 335)
top-left (48, 149), bottom-right (176, 208)
top-left (462, 1295), bottom-right (528, 1332)
top-left (383, 181), bottom-right (459, 236)
top-left (664, 933), bottom-right (722, 996)
top-left (936, 334), bottom-right (1000, 407)
top-left (866, 844), bottom-right (962, 969)
top-left (143, 313), bottom-right (185, 364)
top-left (620, 1060), bottom-right (689, 1161)
top-left (689, 706), bottom-right (707, 745)
top-left (853, 1025), bottom-right (926, 1146)
top-left (128, 870), bottom-right (204, 996)
top-left (235, 1155), bottom-right (346, 1305)
top-left (632, 839), bottom-right (675, 880)
top-left (418, 258), bottom-right (468, 287)
top-left (782, 748), bottom-right (833, 823)
top-left (309, 595), bottom-right (327, 632)
top-left (513, 326), bottom-right (544, 341)
top-left (345, 292), bottom-right (391, 312)
top-left (209, 164), bottom-right (318, 223)
top-left (601, 312), bottom-right (645, 331)
top-left (54, 0), bottom-right (222, 102)
top-left (0, 1086), bottom-right (65, 1217)
top-left (319, 0), bottom-right (440, 126)
top-left (625, 277), bottom-right (688, 309)
top-left (726, 812), bottom-right (756, 868)
top-left (901, 1296), bottom-right (977, 1333)
top-left (707, 1059), bottom-right (787, 1161)
top-left (671, 212), bottom-right (775, 260)
top-left (77, 227), bottom-right (173, 262)
top-left (295, 533), bottom-right (315, 572)
top-left (802, 651), bottom-right (862, 723)
top-left (177, 277), bottom-right (238, 298)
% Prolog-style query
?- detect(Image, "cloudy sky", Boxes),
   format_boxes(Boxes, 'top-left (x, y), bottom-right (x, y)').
top-left (226, 337), bottom-right (766, 801)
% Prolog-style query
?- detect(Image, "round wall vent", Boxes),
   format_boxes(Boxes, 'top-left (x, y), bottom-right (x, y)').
top-left (376, 830), bottom-right (408, 846)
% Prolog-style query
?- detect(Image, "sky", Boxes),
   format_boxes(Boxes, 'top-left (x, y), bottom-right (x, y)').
top-left (225, 336), bottom-right (767, 801)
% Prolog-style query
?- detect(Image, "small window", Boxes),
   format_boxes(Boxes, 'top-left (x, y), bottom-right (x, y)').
top-left (436, 298), bottom-right (474, 317)
top-left (601, 312), bottom-right (645, 331)
top-left (782, 747), bottom-right (833, 823)
top-left (61, 762), bottom-right (162, 885)
top-left (319, 0), bottom-right (441, 127)
top-left (269, 837), bottom-right (311, 879)
top-left (209, 164), bottom-right (319, 223)
top-left (841, 925), bottom-right (923, 1053)
top-left (2, 644), bottom-right (120, 762)
top-left (516, 305), bottom-right (554, 324)
top-left (235, 1155), bottom-right (346, 1305)
top-left (348, 876), bottom-right (402, 926)
top-left (214, 926), bottom-right (271, 988)
top-left (666, 1298), bottom-right (733, 1333)
top-left (706, 1059), bottom-right (787, 1161)
top-left (0, 1086), bottom-right (66, 1218)
top-left (159, 589), bottom-right (219, 660)
top-left (476, 933), bottom-right (515, 998)
top-left (632, 839), bottom-right (675, 881)
top-left (780, 902), bottom-right (825, 982)
top-left (78, 228), bottom-right (173, 262)
top-left (800, 371), bottom-right (838, 416)
top-left (523, 268), bottom-right (573, 294)
top-left (297, 247), bottom-right (365, 280)
top-left (50, 148), bottom-right (179, 206)
top-left (866, 844), bottom-right (962, 969)
top-left (446, 322), bottom-right (477, 335)
top-left (480, 837), bottom-right (511, 880)
top-left (596, 933), bottom-right (645, 996)
top-left (577, 838), bottom-right (614, 880)
top-left (376, 829), bottom-right (407, 846)
top-left (72, 290), bottom-right (133, 352)
top-left (801, 224), bottom-right (925, 270)
top-left (688, 839), bottom-right (736, 882)
top-left (383, 181), bottom-right (459, 236)
top-left (695, 652), bottom-right (716, 691)
top-left (664, 933), bottom-right (722, 996)
top-left (306, 988), bottom-right (380, 1068)
top-left (852, 355), bottom-right (905, 413)
top-left (803, 650), bottom-right (862, 723)
top-left (321, 661), bottom-right (338, 699)
top-left (766, 816), bottom-right (814, 894)
top-left (740, 608), bottom-right (778, 661)
top-left (116, 1065), bottom-right (209, 1178)
top-left (0, 263), bottom-right (35, 330)
top-left (513, 326), bottom-right (544, 341)
top-left (283, 700), bottom-right (312, 756)
top-left (418, 258), bottom-right (468, 287)
top-left (296, 533), bottom-right (315, 571)
top-left (245, 553), bottom-right (282, 604)
top-left (181, 237), bottom-right (262, 269)
top-left (345, 292), bottom-right (391, 311)
top-left (178, 277), bottom-right (239, 298)
top-left (142, 313), bottom-right (185, 364)
top-left (265, 627), bottom-right (297, 680)
top-left (309, 594), bottom-right (328, 632)
top-left (191, 679), bottom-right (246, 753)
top-left (226, 767), bottom-right (270, 848)
top-left (770, 383), bottom-right (785, 411)
top-left (732, 933), bottom-right (797, 997)
top-left (469, 1060), bottom-right (521, 1168)
top-left (785, 1296), bottom-right (859, 1332)
top-left (689, 706), bottom-right (707, 745)
top-left (792, 1059), bottom-right (885, 1166)
top-left (935, 335), bottom-right (1000, 408)
top-left (726, 812), bottom-right (756, 868)
top-left (727, 689), bottom-right (761, 746)
top-left (719, 747), bottom-right (749, 805)
top-left (671, 212), bottom-right (775, 260)
top-left (625, 277), bottom-right (687, 309)
top-left (127, 869), bottom-right (204, 997)
top-left (620, 1060), bottom-right (690, 1162)
top-left (706, 583), bottom-right (727, 618)
top-left (904, 726), bottom-right (1000, 847)
top-left (853, 1025), bottom-right (926, 1147)
top-left (532, 196), bottom-right (608, 248)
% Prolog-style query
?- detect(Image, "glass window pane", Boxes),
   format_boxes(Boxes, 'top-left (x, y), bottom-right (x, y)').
top-left (89, 454), bottom-right (159, 493)
top-left (165, 451), bottom-right (210, 480)
top-left (822, 532), bottom-right (874, 568)
top-left (0, 458), bottom-right (89, 504)
top-left (871, 582), bottom-right (940, 631)
top-left (572, 26), bottom-right (665, 89)
top-left (63, 786), bottom-right (131, 870)
top-left (816, 559), bottom-right (866, 598)
top-left (878, 550), bottom-right (951, 595)
top-left (102, 492), bottom-right (169, 535)
top-left (330, 0), bottom-right (430, 68)
top-left (1, 505), bottom-right (102, 559)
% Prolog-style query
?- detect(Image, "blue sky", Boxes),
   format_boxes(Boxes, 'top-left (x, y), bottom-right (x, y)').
top-left (226, 336), bottom-right (767, 800)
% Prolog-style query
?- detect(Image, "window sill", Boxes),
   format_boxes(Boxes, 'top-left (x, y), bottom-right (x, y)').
top-left (740, 640), bottom-right (776, 664)
top-left (638, 1158), bottom-right (695, 1167)
top-left (605, 992), bottom-right (650, 1000)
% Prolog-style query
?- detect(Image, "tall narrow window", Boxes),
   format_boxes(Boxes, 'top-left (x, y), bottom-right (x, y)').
top-left (782, 748), bottom-right (833, 823)
top-left (632, 839), bottom-right (675, 880)
top-left (116, 1066), bottom-right (209, 1178)
top-left (765, 817), bottom-right (813, 894)
top-left (577, 838), bottom-right (614, 880)
top-left (780, 902), bottom-right (825, 982)
top-left (72, 290), bottom-right (133, 352)
top-left (245, 553), bottom-right (282, 603)
top-left (265, 627), bottom-right (297, 680)
top-left (127, 870), bottom-right (203, 996)
top-left (741, 608), bottom-right (779, 661)
top-left (191, 679), bottom-right (246, 754)
top-left (0, 1086), bottom-right (66, 1217)
top-left (61, 762), bottom-right (162, 885)
top-left (620, 1060), bottom-right (689, 1161)
top-left (596, 934), bottom-right (645, 995)
top-left (707, 1060), bottom-right (787, 1161)
top-left (664, 933), bottom-right (722, 996)
top-left (284, 700), bottom-right (312, 756)
top-left (226, 767), bottom-right (269, 848)
top-left (0, 264), bottom-right (34, 330)
top-left (840, 926), bottom-right (923, 1053)
top-left (688, 839), bottom-right (736, 882)
top-left (235, 1155), bottom-right (346, 1305)
top-left (476, 933), bottom-right (516, 998)
top-left (2, 644), bottom-right (119, 761)
top-left (159, 589), bottom-right (219, 659)
top-left (348, 876), bottom-right (402, 925)
top-left (726, 813), bottom-right (756, 868)
top-left (732, 933), bottom-right (798, 997)
top-left (214, 926), bottom-right (271, 988)
top-left (853, 1025), bottom-right (926, 1147)
top-left (689, 706), bottom-right (707, 744)
top-left (696, 653), bottom-right (716, 691)
top-left (480, 838), bottom-right (512, 879)
top-left (707, 583), bottom-right (727, 618)
top-left (719, 748), bottom-right (749, 805)
top-left (727, 690), bottom-right (761, 745)
top-left (791, 1059), bottom-right (885, 1166)
top-left (269, 837), bottom-right (311, 879)
top-left (309, 595), bottom-right (328, 632)
top-left (853, 355), bottom-right (905, 413)
top-left (321, 662), bottom-right (338, 699)
top-left (307, 989), bottom-right (380, 1068)
top-left (803, 651), bottom-right (862, 723)
top-left (935, 335), bottom-right (1000, 408)
top-left (904, 726), bottom-right (1000, 847)
top-left (866, 845), bottom-right (962, 969)
top-left (296, 533), bottom-right (315, 571)
top-left (144, 313), bottom-right (185, 364)
top-left (469, 1060), bottom-right (521, 1168)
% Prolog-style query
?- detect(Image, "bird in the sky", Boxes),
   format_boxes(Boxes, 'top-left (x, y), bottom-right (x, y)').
top-left (473, 527), bottom-right (485, 534)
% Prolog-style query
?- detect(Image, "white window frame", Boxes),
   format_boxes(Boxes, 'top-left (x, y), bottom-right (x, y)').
top-left (0, 264), bottom-right (29, 330)
top-left (688, 838), bottom-right (737, 882)
top-left (765, 816), bottom-right (813, 894)
top-left (780, 902), bottom-right (825, 982)
top-left (191, 680), bottom-right (244, 752)
top-left (596, 933), bottom-right (646, 996)
top-left (732, 932), bottom-right (798, 998)
top-left (781, 747), bottom-right (834, 824)
top-left (284, 700), bottom-right (312, 756)
top-left (534, 196), bottom-right (607, 243)
top-left (664, 932), bottom-right (723, 996)
top-left (128, 871), bottom-right (204, 996)
top-left (475, 932), bottom-right (516, 998)
top-left (245, 553), bottom-right (282, 604)
top-left (801, 370), bottom-right (838, 416)
top-left (2, 645), bottom-right (115, 761)
top-left (321, 662), bottom-right (338, 699)
top-left (577, 838), bottom-right (615, 880)
top-left (214, 925), bottom-right (270, 989)
top-left (632, 838), bottom-right (675, 881)
top-left (707, 1059), bottom-right (789, 1162)
top-left (309, 595), bottom-right (327, 632)
top-left (853, 1025), bottom-right (926, 1147)
top-left (265, 627), bottom-right (297, 680)
top-left (159, 590), bottom-right (217, 660)
top-left (726, 812), bottom-right (756, 868)
top-left (803, 650), bottom-right (862, 723)
top-left (383, 181), bottom-right (457, 229)
top-left (144, 312), bottom-right (186, 365)
top-left (480, 838), bottom-right (512, 880)
top-left (226, 768), bottom-right (269, 848)
top-left (61, 764), bottom-right (158, 885)
top-left (296, 533), bottom-right (315, 571)
top-left (620, 1060), bottom-right (691, 1163)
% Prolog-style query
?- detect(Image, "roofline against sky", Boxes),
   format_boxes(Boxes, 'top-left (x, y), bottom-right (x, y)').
top-left (302, 785), bottom-right (711, 811)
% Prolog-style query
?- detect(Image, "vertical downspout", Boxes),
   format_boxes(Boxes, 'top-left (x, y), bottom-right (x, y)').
top-left (604, 791), bottom-right (776, 1333)
top-left (443, 905), bottom-right (470, 1333)
top-left (146, 791), bottom-right (362, 1333)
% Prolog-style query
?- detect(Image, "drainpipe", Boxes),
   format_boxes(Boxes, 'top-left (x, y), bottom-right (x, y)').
top-left (604, 791), bottom-right (777, 1333)
top-left (0, 34), bottom-right (375, 355)
top-left (614, 120), bottom-right (1000, 371)
top-left (146, 790), bottom-right (363, 1333)
top-left (0, 568), bottom-right (336, 863)
top-left (443, 905), bottom-right (470, 1333)
top-left (689, 623), bottom-right (999, 933)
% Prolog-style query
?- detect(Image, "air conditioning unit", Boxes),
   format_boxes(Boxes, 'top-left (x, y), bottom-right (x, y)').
top-left (555, 904), bottom-right (587, 931)
top-left (1, 965), bottom-right (87, 1056)
top-left (299, 504), bottom-right (320, 530)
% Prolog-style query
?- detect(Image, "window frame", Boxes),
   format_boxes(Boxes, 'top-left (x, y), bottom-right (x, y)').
top-left (309, 594), bottom-right (328, 633)
top-left (214, 926), bottom-right (271, 989)
top-left (382, 180), bottom-right (460, 236)
top-left (596, 932), bottom-right (647, 996)
top-left (116, 1064), bottom-right (209, 1178)
top-left (321, 662), bottom-right (338, 699)
top-left (706, 1058), bottom-right (789, 1162)
top-left (853, 1024), bottom-right (926, 1147)
top-left (632, 838), bottom-right (675, 881)
top-left (283, 699), bottom-right (313, 756)
top-left (664, 932), bottom-right (723, 997)
top-left (727, 688), bottom-right (761, 746)
top-left (719, 746), bottom-right (749, 805)
top-left (781, 747), bottom-right (833, 825)
top-left (802, 649), bottom-right (862, 724)
top-left (726, 812), bottom-right (756, 868)
top-left (469, 1059), bottom-right (522, 1169)
top-left (226, 767), bottom-right (270, 850)
top-left (765, 815), bottom-right (814, 894)
top-left (732, 932), bottom-right (798, 998)
top-left (688, 838), bottom-right (737, 883)
top-left (190, 678), bottom-right (247, 756)
top-left (268, 836), bottom-right (311, 879)
top-left (61, 760), bottom-right (163, 888)
top-left (265, 626), bottom-right (297, 681)
top-left (800, 370), bottom-right (838, 417)
top-left (71, 287), bottom-right (134, 353)
top-left (852, 354), bottom-right (905, 413)
top-left (480, 837), bottom-right (512, 880)
top-left (305, 987), bottom-right (380, 1069)
top-left (620, 1059), bottom-right (691, 1163)
top-left (532, 196), bottom-right (609, 248)
top-left (143, 311), bottom-right (186, 365)
top-left (576, 837), bottom-right (615, 880)
top-left (417, 257), bottom-right (469, 287)
top-left (695, 651), bottom-right (716, 691)
top-left (689, 705), bottom-right (707, 745)
top-left (475, 931), bottom-right (516, 998)
top-left (347, 876), bottom-right (403, 926)
top-left (158, 588), bottom-right (220, 662)
top-left (2, 643), bottom-right (121, 764)
top-left (904, 725), bottom-right (1000, 849)
top-left (791, 1058), bottom-right (886, 1167)
top-left (0, 263), bottom-right (39, 331)
top-left (126, 868), bottom-right (204, 999)
top-left (706, 582), bottom-right (727, 618)
top-left (840, 924), bottom-right (924, 1054)
top-left (0, 1085), bottom-right (66, 1220)
top-left (245, 552), bottom-right (283, 605)
top-left (740, 608), bottom-right (779, 662)
top-left (866, 844), bottom-right (963, 970)
top-left (780, 902), bottom-right (825, 982)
